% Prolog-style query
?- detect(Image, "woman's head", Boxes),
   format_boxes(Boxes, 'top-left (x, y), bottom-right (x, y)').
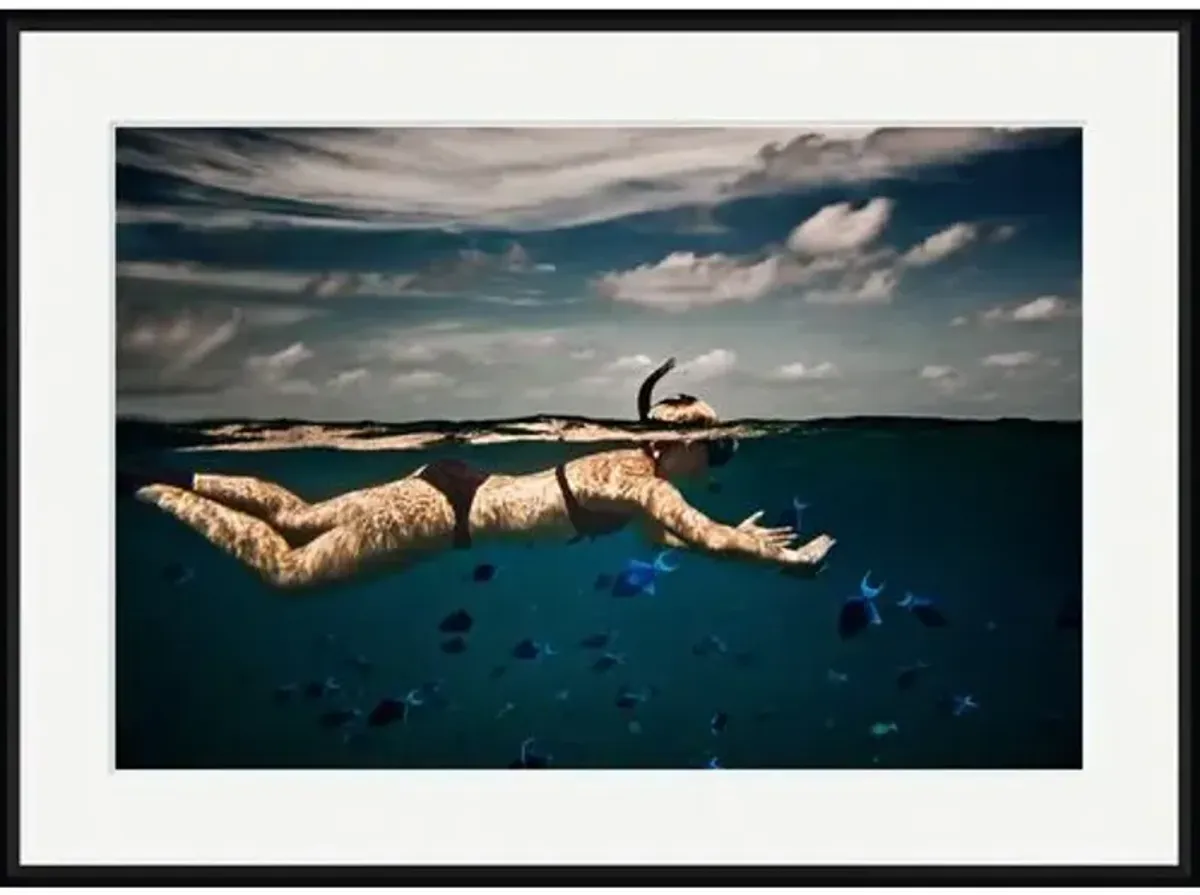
top-left (636, 357), bottom-right (739, 479)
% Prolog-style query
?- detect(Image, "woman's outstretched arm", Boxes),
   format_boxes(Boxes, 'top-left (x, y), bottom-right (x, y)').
top-left (633, 479), bottom-right (834, 570)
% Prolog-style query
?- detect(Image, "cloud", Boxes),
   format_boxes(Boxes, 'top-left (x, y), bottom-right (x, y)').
top-left (676, 348), bottom-right (737, 381)
top-left (949, 316), bottom-right (969, 327)
top-left (569, 349), bottom-right (597, 361)
top-left (596, 251), bottom-right (782, 310)
top-left (367, 326), bottom-right (566, 368)
top-left (803, 266), bottom-right (900, 305)
top-left (730, 127), bottom-right (1035, 193)
top-left (786, 198), bottom-right (894, 256)
top-left (919, 364), bottom-right (957, 380)
top-left (981, 351), bottom-right (1039, 368)
top-left (117, 246), bottom-right (550, 300)
top-left (981, 295), bottom-right (1077, 324)
top-left (116, 127), bottom-right (1040, 233)
top-left (390, 370), bottom-right (455, 392)
top-left (604, 354), bottom-right (654, 373)
top-left (771, 361), bottom-right (840, 381)
top-left (328, 368), bottom-right (369, 390)
top-left (990, 223), bottom-right (1018, 243)
top-left (246, 342), bottom-right (314, 379)
top-left (119, 308), bottom-right (244, 377)
top-left (901, 222), bottom-right (978, 267)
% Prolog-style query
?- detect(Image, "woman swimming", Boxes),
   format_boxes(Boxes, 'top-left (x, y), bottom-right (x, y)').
top-left (120, 358), bottom-right (836, 591)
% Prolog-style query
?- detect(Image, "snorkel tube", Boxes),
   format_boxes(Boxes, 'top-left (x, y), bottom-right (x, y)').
top-left (637, 357), bottom-right (677, 421)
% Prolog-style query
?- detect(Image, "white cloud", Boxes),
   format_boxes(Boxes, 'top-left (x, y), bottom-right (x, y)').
top-left (991, 295), bottom-right (1077, 323)
top-left (370, 327), bottom-right (565, 367)
top-left (605, 354), bottom-right (654, 373)
top-left (855, 268), bottom-right (900, 303)
top-left (117, 127), bottom-right (1035, 232)
top-left (676, 348), bottom-right (737, 381)
top-left (245, 342), bottom-right (315, 381)
top-left (803, 266), bottom-right (900, 305)
top-left (901, 222), bottom-right (978, 267)
top-left (919, 365), bottom-right (957, 380)
top-left (569, 349), bottom-right (597, 361)
top-left (597, 251), bottom-right (782, 310)
top-left (950, 316), bottom-right (969, 327)
top-left (786, 198), bottom-right (894, 256)
top-left (328, 368), bottom-right (369, 390)
top-left (119, 308), bottom-right (244, 378)
top-left (772, 361), bottom-right (840, 381)
top-left (117, 261), bottom-right (315, 293)
top-left (990, 224), bottom-right (1018, 243)
top-left (390, 370), bottom-right (455, 391)
top-left (981, 351), bottom-right (1039, 368)
top-left (735, 128), bottom-right (1033, 194)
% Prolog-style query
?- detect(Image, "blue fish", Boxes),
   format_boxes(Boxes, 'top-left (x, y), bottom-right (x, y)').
top-left (611, 550), bottom-right (679, 598)
top-left (951, 694), bottom-right (979, 717)
top-left (510, 736), bottom-right (552, 769)
top-left (898, 591), bottom-right (949, 627)
top-left (838, 571), bottom-right (886, 638)
top-left (773, 496), bottom-right (810, 532)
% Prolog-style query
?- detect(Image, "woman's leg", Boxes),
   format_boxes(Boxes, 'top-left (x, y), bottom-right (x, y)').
top-left (135, 481), bottom-right (454, 591)
top-left (191, 474), bottom-right (393, 542)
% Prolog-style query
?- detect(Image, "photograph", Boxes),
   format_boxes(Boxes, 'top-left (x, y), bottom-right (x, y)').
top-left (114, 125), bottom-right (1083, 770)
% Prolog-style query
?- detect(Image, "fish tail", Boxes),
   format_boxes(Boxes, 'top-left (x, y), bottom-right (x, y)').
top-left (653, 550), bottom-right (680, 573)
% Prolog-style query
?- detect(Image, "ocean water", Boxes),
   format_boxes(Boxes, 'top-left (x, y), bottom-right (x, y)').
top-left (115, 420), bottom-right (1082, 770)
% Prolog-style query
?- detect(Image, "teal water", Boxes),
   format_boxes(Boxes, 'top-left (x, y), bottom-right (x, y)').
top-left (116, 420), bottom-right (1082, 769)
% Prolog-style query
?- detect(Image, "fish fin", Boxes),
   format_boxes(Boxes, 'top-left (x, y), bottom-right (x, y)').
top-left (653, 550), bottom-right (680, 573)
top-left (866, 601), bottom-right (883, 626)
top-left (860, 571), bottom-right (885, 599)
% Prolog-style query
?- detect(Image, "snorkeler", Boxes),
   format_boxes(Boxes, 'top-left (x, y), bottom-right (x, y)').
top-left (119, 357), bottom-right (836, 591)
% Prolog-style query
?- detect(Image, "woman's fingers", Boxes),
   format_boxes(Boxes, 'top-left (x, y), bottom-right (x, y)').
top-left (739, 510), bottom-right (765, 527)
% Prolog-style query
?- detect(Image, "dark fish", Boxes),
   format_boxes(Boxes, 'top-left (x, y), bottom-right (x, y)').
top-left (838, 599), bottom-right (871, 639)
top-left (440, 635), bottom-right (468, 654)
top-left (511, 638), bottom-right (551, 660)
top-left (510, 737), bottom-right (551, 768)
top-left (614, 684), bottom-right (653, 710)
top-left (896, 661), bottom-right (930, 691)
top-left (733, 650), bottom-right (757, 669)
top-left (593, 573), bottom-right (614, 591)
top-left (710, 711), bottom-right (728, 735)
top-left (438, 609), bottom-right (474, 634)
top-left (348, 654), bottom-right (373, 676)
top-left (472, 563), bottom-right (497, 583)
top-left (162, 561), bottom-right (193, 585)
top-left (488, 664), bottom-right (508, 680)
top-left (579, 630), bottom-right (614, 650)
top-left (911, 604), bottom-right (948, 627)
top-left (273, 683), bottom-right (298, 703)
top-left (303, 680), bottom-right (326, 700)
top-left (692, 634), bottom-right (728, 657)
top-left (414, 680), bottom-right (450, 710)
top-left (367, 696), bottom-right (407, 727)
top-left (591, 652), bottom-right (623, 673)
top-left (319, 708), bottom-right (361, 729)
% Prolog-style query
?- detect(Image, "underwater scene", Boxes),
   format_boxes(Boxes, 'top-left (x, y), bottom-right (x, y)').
top-left (116, 416), bottom-right (1082, 770)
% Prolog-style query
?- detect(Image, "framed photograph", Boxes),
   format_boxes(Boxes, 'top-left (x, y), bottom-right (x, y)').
top-left (8, 9), bottom-right (1190, 884)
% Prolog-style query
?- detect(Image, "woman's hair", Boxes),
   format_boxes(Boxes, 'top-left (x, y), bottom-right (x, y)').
top-left (636, 357), bottom-right (719, 427)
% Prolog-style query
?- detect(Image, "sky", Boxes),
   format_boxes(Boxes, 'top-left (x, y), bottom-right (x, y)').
top-left (115, 127), bottom-right (1081, 422)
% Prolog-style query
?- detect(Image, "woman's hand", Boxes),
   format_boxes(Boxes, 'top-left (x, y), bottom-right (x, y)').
top-left (735, 510), bottom-right (798, 552)
top-left (778, 533), bottom-right (837, 578)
